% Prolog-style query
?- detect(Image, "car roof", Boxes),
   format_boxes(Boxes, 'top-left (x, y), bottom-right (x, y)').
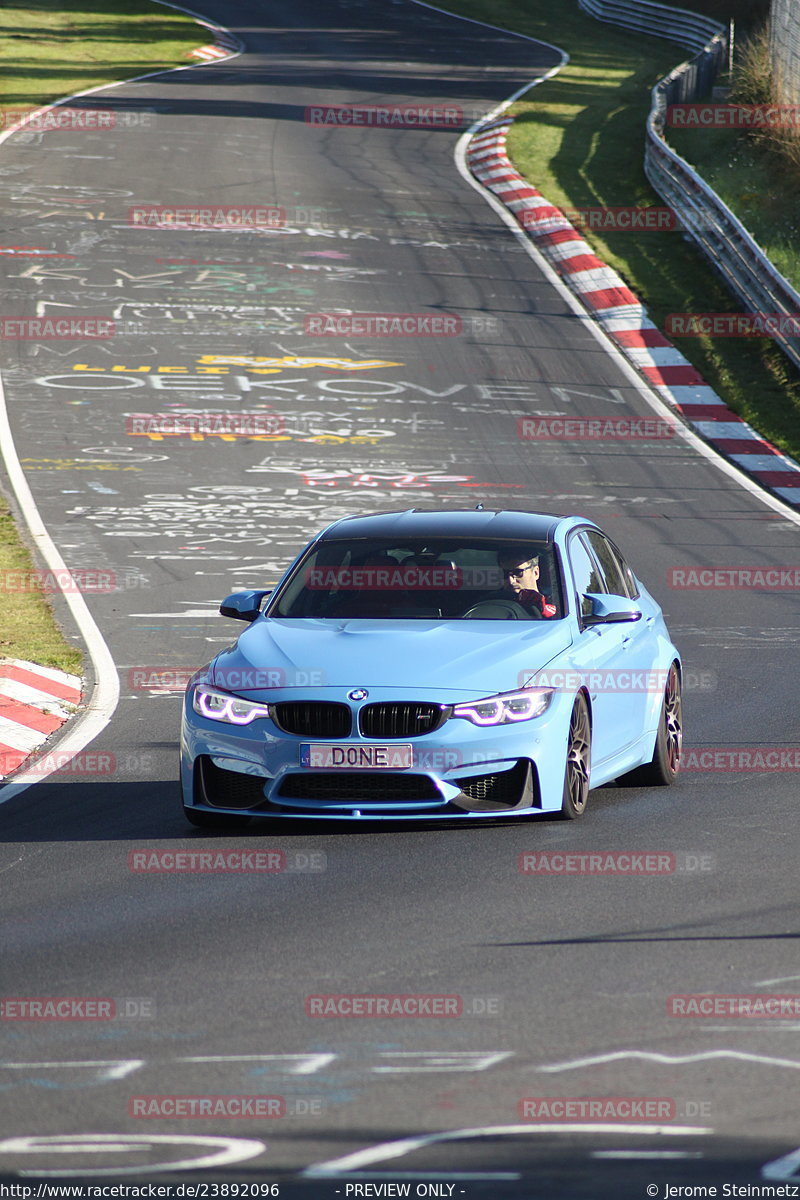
top-left (318, 509), bottom-right (568, 543)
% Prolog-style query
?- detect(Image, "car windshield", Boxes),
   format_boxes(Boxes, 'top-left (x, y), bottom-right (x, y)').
top-left (270, 538), bottom-right (563, 620)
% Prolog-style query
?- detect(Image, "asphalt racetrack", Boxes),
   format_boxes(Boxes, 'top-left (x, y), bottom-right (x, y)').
top-left (1, 0), bottom-right (799, 1192)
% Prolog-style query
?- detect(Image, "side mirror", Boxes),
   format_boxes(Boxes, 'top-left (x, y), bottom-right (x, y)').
top-left (582, 593), bottom-right (642, 625)
top-left (219, 590), bottom-right (271, 622)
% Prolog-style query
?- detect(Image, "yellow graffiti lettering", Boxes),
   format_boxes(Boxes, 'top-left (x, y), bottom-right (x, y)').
top-left (195, 355), bottom-right (403, 372)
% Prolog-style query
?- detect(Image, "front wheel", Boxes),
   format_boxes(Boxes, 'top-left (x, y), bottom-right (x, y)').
top-left (558, 694), bottom-right (591, 819)
top-left (619, 662), bottom-right (683, 787)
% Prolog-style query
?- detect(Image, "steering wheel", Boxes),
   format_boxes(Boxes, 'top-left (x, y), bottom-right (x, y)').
top-left (461, 598), bottom-right (537, 620)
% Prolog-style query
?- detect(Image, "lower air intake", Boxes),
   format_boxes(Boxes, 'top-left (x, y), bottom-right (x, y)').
top-left (277, 772), bottom-right (442, 803)
top-left (198, 757), bottom-right (267, 809)
top-left (454, 759), bottom-right (530, 806)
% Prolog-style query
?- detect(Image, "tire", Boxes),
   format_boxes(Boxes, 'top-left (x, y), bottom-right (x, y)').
top-left (558, 694), bottom-right (591, 819)
top-left (619, 661), bottom-right (683, 787)
top-left (183, 806), bottom-right (251, 830)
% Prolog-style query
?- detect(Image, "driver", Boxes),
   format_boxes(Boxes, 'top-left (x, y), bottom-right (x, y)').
top-left (497, 549), bottom-right (557, 618)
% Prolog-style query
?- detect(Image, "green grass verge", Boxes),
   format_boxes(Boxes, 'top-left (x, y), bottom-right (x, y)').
top-left (0, 0), bottom-right (204, 675)
top-left (668, 124), bottom-right (800, 294)
top-left (0, 0), bottom-right (204, 119)
top-left (438, 0), bottom-right (800, 462)
top-left (0, 501), bottom-right (83, 673)
top-left (666, 8), bottom-right (800, 303)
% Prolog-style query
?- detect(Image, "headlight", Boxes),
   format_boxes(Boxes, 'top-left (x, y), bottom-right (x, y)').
top-left (452, 688), bottom-right (555, 726)
top-left (192, 685), bottom-right (271, 726)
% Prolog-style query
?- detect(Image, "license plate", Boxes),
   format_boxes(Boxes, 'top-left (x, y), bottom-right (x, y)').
top-left (300, 743), bottom-right (413, 769)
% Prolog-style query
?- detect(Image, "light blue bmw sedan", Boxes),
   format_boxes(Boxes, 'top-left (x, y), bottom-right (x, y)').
top-left (180, 509), bottom-right (682, 826)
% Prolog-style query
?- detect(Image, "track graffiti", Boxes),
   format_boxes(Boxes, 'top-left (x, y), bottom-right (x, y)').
top-left (64, 466), bottom-right (524, 570)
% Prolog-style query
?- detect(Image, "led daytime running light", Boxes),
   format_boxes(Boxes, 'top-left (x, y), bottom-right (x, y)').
top-left (193, 685), bottom-right (271, 726)
top-left (453, 688), bottom-right (554, 726)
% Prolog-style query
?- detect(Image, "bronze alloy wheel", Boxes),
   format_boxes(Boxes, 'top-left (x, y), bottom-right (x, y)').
top-left (618, 661), bottom-right (684, 788)
top-left (560, 694), bottom-right (591, 819)
top-left (663, 662), bottom-right (683, 775)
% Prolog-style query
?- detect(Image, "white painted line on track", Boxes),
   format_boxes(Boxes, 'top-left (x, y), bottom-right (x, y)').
top-left (763, 1146), bottom-right (800, 1181)
top-left (128, 609), bottom-right (218, 618)
top-left (0, 1133), bottom-right (265, 1178)
top-left (537, 1049), bottom-right (800, 1072)
top-left (177, 1052), bottom-right (337, 1073)
top-left (303, 1123), bottom-right (710, 1178)
top-left (593, 1150), bottom-right (704, 1159)
top-left (0, 4), bottom-right (243, 803)
top-left (1, 1060), bottom-right (144, 1080)
top-left (410, 0), bottom-right (569, 62)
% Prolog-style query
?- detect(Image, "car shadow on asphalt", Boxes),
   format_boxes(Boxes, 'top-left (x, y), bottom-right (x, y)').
top-left (0, 770), bottom-right (642, 841)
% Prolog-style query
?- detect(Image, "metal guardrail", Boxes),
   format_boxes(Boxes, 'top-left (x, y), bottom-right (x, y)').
top-left (578, 0), bottom-right (800, 375)
top-left (578, 0), bottom-right (721, 55)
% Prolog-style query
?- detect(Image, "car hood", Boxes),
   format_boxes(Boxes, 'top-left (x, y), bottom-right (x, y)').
top-left (211, 617), bottom-right (573, 698)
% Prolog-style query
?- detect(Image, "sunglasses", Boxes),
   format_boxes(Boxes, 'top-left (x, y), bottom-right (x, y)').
top-left (502, 561), bottom-right (537, 578)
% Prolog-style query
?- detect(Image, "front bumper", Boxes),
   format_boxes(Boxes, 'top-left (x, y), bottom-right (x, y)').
top-left (180, 686), bottom-right (573, 821)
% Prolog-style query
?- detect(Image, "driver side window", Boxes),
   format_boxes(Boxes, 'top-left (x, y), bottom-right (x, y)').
top-left (568, 533), bottom-right (606, 620)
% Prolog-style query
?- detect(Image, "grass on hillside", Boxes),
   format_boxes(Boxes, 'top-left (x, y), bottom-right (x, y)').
top-left (668, 16), bottom-right (800, 299)
top-left (438, 0), bottom-right (800, 462)
top-left (0, 0), bottom-right (204, 122)
top-left (668, 123), bottom-right (800, 295)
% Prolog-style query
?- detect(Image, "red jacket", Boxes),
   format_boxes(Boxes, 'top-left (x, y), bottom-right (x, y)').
top-left (517, 589), bottom-right (557, 619)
